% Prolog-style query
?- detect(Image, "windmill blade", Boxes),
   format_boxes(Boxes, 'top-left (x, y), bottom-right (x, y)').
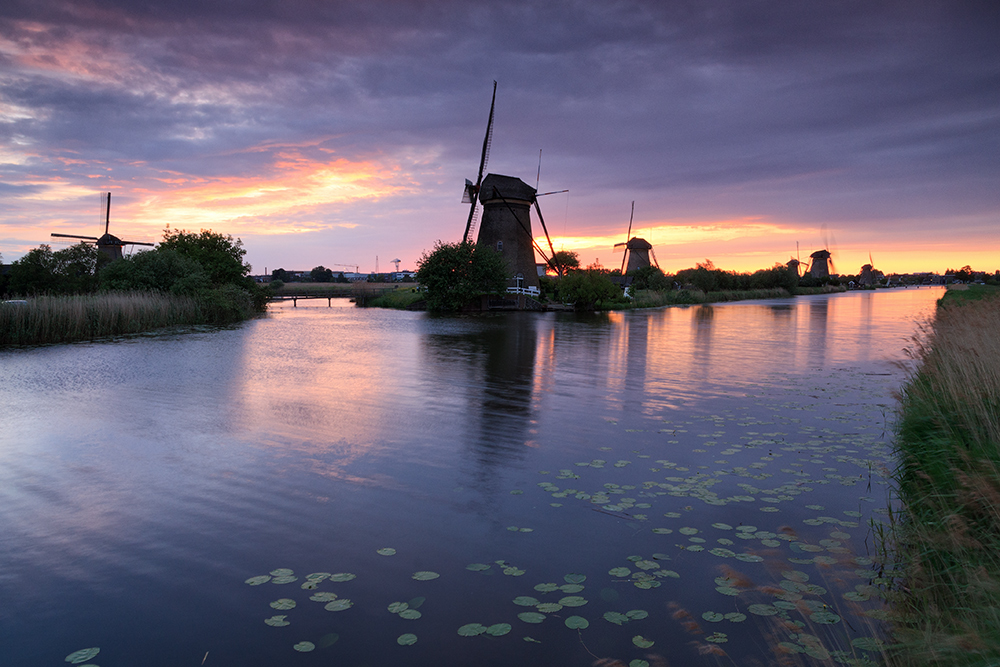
top-left (620, 201), bottom-right (634, 275)
top-left (613, 243), bottom-right (626, 251)
top-left (463, 80), bottom-right (497, 243)
top-left (532, 196), bottom-right (560, 275)
top-left (103, 192), bottom-right (111, 235)
top-left (120, 240), bottom-right (155, 247)
top-left (51, 233), bottom-right (99, 241)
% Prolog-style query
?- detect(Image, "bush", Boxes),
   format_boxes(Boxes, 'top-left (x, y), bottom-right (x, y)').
top-left (415, 241), bottom-right (508, 312)
top-left (555, 269), bottom-right (623, 310)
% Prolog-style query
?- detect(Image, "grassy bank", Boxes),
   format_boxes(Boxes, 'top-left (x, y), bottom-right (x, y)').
top-left (627, 284), bottom-right (845, 309)
top-left (1, 291), bottom-right (253, 346)
top-left (886, 292), bottom-right (1000, 665)
top-left (357, 286), bottom-right (425, 309)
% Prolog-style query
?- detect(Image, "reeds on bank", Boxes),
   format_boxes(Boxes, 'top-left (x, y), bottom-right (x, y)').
top-left (886, 292), bottom-right (1000, 666)
top-left (0, 292), bottom-right (205, 346)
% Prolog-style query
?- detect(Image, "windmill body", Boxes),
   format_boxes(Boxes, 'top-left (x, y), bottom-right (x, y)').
top-left (624, 237), bottom-right (653, 273)
top-left (51, 192), bottom-right (153, 261)
top-left (808, 249), bottom-right (832, 279)
top-left (477, 173), bottom-right (540, 291)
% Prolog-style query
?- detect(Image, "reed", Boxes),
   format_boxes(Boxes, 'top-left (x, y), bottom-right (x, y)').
top-left (1, 292), bottom-right (206, 346)
top-left (885, 294), bottom-right (1000, 666)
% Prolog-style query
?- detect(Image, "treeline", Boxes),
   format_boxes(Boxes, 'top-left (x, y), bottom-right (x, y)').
top-left (270, 267), bottom-right (351, 284)
top-left (1, 229), bottom-right (269, 324)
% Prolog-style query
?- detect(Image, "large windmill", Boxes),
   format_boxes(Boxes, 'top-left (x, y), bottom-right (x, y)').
top-left (460, 83), bottom-right (563, 289)
top-left (806, 249), bottom-right (835, 279)
top-left (51, 193), bottom-right (153, 261)
top-left (614, 202), bottom-right (659, 275)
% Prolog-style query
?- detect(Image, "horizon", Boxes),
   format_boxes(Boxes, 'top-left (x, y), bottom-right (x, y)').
top-left (2, 1), bottom-right (997, 276)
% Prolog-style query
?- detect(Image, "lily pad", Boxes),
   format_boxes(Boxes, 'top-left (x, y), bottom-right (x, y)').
top-left (388, 602), bottom-right (409, 613)
top-left (329, 573), bottom-right (356, 582)
top-left (534, 583), bottom-right (559, 592)
top-left (245, 576), bottom-right (271, 586)
top-left (626, 609), bottom-right (648, 620)
top-left (630, 661), bottom-right (650, 667)
top-left (458, 623), bottom-right (487, 636)
top-left (537, 602), bottom-right (563, 613)
top-left (706, 631), bottom-right (728, 643)
top-left (711, 522), bottom-right (733, 530)
top-left (559, 596), bottom-right (587, 607)
top-left (270, 598), bottom-right (296, 610)
top-left (324, 599), bottom-right (353, 611)
top-left (270, 568), bottom-right (294, 577)
top-left (702, 611), bottom-right (724, 622)
top-left (399, 609), bottom-right (422, 620)
top-left (466, 563), bottom-right (491, 571)
top-left (310, 592), bottom-right (338, 602)
top-left (518, 612), bottom-right (546, 624)
top-left (292, 641), bottom-right (315, 652)
top-left (486, 623), bottom-right (512, 636)
top-left (564, 573), bottom-right (586, 584)
top-left (565, 616), bottom-right (589, 629)
top-left (724, 612), bottom-right (747, 622)
top-left (271, 575), bottom-right (297, 584)
top-left (609, 567), bottom-right (631, 577)
top-left (412, 571), bottom-right (440, 581)
top-left (265, 615), bottom-right (290, 627)
top-left (603, 611), bottom-right (628, 625)
top-left (810, 611), bottom-right (841, 624)
top-left (633, 635), bottom-right (654, 648)
top-left (559, 584), bottom-right (585, 593)
top-left (377, 548), bottom-right (396, 556)
top-left (513, 596), bottom-right (540, 606)
top-left (397, 633), bottom-right (418, 646)
top-left (748, 604), bottom-right (779, 616)
top-left (65, 648), bottom-right (100, 664)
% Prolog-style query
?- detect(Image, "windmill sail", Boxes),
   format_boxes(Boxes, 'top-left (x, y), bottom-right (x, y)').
top-left (463, 81), bottom-right (497, 243)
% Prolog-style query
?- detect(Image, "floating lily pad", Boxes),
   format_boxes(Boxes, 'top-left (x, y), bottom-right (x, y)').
top-left (748, 604), bottom-right (778, 616)
top-left (652, 528), bottom-right (673, 534)
top-left (810, 611), bottom-right (841, 624)
top-left (609, 567), bottom-right (631, 577)
top-left (633, 635), bottom-right (654, 648)
top-left (503, 567), bottom-right (526, 576)
top-left (324, 599), bottom-right (353, 611)
top-left (565, 616), bottom-right (589, 629)
top-left (293, 641), bottom-right (315, 652)
top-left (564, 573), bottom-right (586, 584)
top-left (458, 623), bottom-right (487, 636)
top-left (702, 611), bottom-right (724, 622)
top-left (397, 633), bottom-right (418, 645)
top-left (626, 609), bottom-right (648, 620)
top-left (329, 573), bottom-right (356, 582)
top-left (560, 584), bottom-right (585, 593)
top-left (524, 636), bottom-right (541, 643)
top-left (604, 611), bottom-right (628, 625)
top-left (486, 623), bottom-right (511, 636)
top-left (65, 648), bottom-right (100, 664)
top-left (412, 571), bottom-right (440, 581)
top-left (734, 553), bottom-right (763, 562)
top-left (265, 615), bottom-right (290, 627)
top-left (514, 596), bottom-right (540, 606)
top-left (306, 572), bottom-right (331, 581)
top-left (679, 527), bottom-right (699, 535)
top-left (399, 609), bottom-right (422, 620)
top-left (518, 612), bottom-right (546, 624)
top-left (709, 548), bottom-right (735, 558)
top-left (534, 583), bottom-right (559, 592)
top-left (271, 575), bottom-right (297, 584)
top-left (467, 563), bottom-right (491, 571)
top-left (706, 631), bottom-right (728, 643)
top-left (377, 548), bottom-right (396, 556)
top-left (388, 602), bottom-right (409, 613)
top-left (651, 553), bottom-right (671, 560)
top-left (851, 637), bottom-right (886, 652)
top-left (630, 661), bottom-right (649, 667)
top-left (724, 612), bottom-right (747, 622)
top-left (559, 596), bottom-right (587, 607)
top-left (270, 568), bottom-right (294, 577)
top-left (245, 576), bottom-right (271, 586)
top-left (711, 523), bottom-right (733, 530)
top-left (270, 598), bottom-right (296, 610)
top-left (537, 603), bottom-right (563, 613)
top-left (310, 592), bottom-right (338, 602)
top-left (300, 581), bottom-right (319, 590)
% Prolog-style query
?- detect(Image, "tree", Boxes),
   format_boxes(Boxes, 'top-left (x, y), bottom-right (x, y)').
top-left (415, 241), bottom-right (508, 312)
top-left (628, 265), bottom-right (670, 291)
top-left (310, 266), bottom-right (334, 282)
top-left (7, 243), bottom-right (100, 295)
top-left (158, 228), bottom-right (250, 287)
top-left (550, 250), bottom-right (580, 275)
top-left (272, 268), bottom-right (290, 282)
top-left (556, 269), bottom-right (623, 310)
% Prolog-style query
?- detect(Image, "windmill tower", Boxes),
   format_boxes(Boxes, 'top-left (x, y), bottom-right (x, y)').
top-left (51, 193), bottom-right (153, 261)
top-left (808, 249), bottom-right (832, 279)
top-left (613, 202), bottom-right (659, 275)
top-left (461, 82), bottom-right (562, 291)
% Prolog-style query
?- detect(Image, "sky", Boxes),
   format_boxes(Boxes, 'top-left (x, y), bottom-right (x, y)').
top-left (1, 0), bottom-right (997, 276)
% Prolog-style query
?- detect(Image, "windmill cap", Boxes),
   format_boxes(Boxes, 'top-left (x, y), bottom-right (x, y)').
top-left (626, 237), bottom-right (652, 250)
top-left (810, 249), bottom-right (831, 259)
top-left (479, 174), bottom-right (536, 204)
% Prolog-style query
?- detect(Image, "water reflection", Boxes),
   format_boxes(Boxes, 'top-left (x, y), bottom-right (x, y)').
top-left (808, 298), bottom-right (830, 367)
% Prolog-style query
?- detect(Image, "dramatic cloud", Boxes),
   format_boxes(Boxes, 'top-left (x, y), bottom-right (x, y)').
top-left (1, 0), bottom-right (998, 274)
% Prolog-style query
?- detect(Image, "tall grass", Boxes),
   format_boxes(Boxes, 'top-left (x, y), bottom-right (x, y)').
top-left (886, 294), bottom-right (1000, 666)
top-left (1, 292), bottom-right (207, 346)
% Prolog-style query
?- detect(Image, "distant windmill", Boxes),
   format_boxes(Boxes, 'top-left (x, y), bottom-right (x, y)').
top-left (51, 192), bottom-right (153, 261)
top-left (460, 82), bottom-right (563, 289)
top-left (613, 202), bottom-right (659, 275)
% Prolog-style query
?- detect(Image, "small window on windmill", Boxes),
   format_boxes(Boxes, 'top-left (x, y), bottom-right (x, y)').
top-left (515, 273), bottom-right (524, 289)
top-left (497, 240), bottom-right (503, 252)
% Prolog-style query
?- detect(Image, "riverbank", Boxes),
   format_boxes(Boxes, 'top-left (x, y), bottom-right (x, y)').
top-left (886, 287), bottom-right (1000, 665)
top-left (0, 290), bottom-right (258, 347)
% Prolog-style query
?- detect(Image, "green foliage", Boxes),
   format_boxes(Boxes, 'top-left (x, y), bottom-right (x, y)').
top-left (674, 260), bottom-right (798, 294)
top-left (555, 269), bottom-right (623, 310)
top-left (272, 268), bottom-right (291, 282)
top-left (627, 265), bottom-right (671, 291)
top-left (550, 250), bottom-right (580, 274)
top-left (415, 241), bottom-right (508, 312)
top-left (7, 243), bottom-right (101, 295)
top-left (99, 248), bottom-right (207, 296)
top-left (310, 266), bottom-right (334, 282)
top-left (335, 272), bottom-right (350, 283)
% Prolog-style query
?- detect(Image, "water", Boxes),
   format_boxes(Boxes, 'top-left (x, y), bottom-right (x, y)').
top-left (0, 288), bottom-right (940, 666)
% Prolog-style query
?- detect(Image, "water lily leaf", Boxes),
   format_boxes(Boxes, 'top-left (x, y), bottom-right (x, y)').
top-left (399, 609), bottom-right (422, 620)
top-left (843, 591), bottom-right (870, 601)
top-left (306, 572), bottom-right (331, 581)
top-left (537, 603), bottom-right (563, 613)
top-left (810, 611), bottom-right (841, 624)
top-left (651, 553), bottom-right (671, 560)
top-left (559, 584), bottom-right (585, 593)
top-left (748, 604), bottom-right (778, 616)
top-left (518, 612), bottom-right (546, 624)
top-left (734, 553), bottom-right (763, 562)
top-left (377, 548), bottom-right (396, 556)
top-left (603, 611), bottom-right (628, 625)
top-left (514, 596), bottom-right (540, 606)
top-left (706, 631), bottom-right (728, 643)
top-left (265, 615), bottom-right (290, 627)
top-left (458, 623), bottom-right (487, 636)
top-left (609, 567), bottom-right (631, 577)
top-left (245, 576), bottom-right (271, 586)
top-left (630, 660), bottom-right (650, 667)
top-left (724, 612), bottom-right (747, 622)
top-left (65, 648), bottom-right (100, 664)
top-left (709, 548), bottom-right (735, 558)
top-left (503, 567), bottom-right (526, 576)
top-left (329, 573), bottom-right (356, 582)
top-left (486, 623), bottom-right (511, 636)
top-left (270, 568), bottom-right (293, 577)
top-left (271, 575), bottom-right (297, 584)
top-left (633, 635), bottom-right (654, 648)
top-left (310, 592), bottom-right (338, 602)
top-left (564, 573), bottom-right (586, 584)
top-left (565, 616), bottom-right (589, 629)
top-left (466, 563), bottom-right (491, 571)
top-left (412, 571), bottom-right (440, 581)
top-left (851, 637), bottom-right (886, 652)
top-left (715, 586), bottom-right (739, 596)
top-left (679, 527), bottom-right (699, 535)
top-left (270, 598), bottom-right (296, 610)
top-left (711, 523), bottom-right (733, 530)
top-left (782, 570), bottom-right (809, 583)
top-left (324, 599), bottom-right (353, 611)
top-left (292, 641), bottom-right (315, 652)
top-left (702, 611), bottom-right (724, 622)
top-left (523, 636), bottom-right (541, 643)
top-left (657, 570), bottom-right (680, 578)
top-left (388, 602), bottom-right (409, 613)
top-left (300, 581), bottom-right (318, 590)
top-left (534, 583), bottom-right (559, 592)
top-left (559, 596), bottom-right (587, 607)
top-left (397, 633), bottom-right (418, 645)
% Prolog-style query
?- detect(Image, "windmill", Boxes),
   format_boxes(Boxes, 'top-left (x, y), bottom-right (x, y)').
top-left (613, 202), bottom-right (659, 275)
top-left (51, 192), bottom-right (153, 261)
top-left (460, 82), bottom-right (564, 288)
top-left (807, 249), bottom-right (833, 279)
